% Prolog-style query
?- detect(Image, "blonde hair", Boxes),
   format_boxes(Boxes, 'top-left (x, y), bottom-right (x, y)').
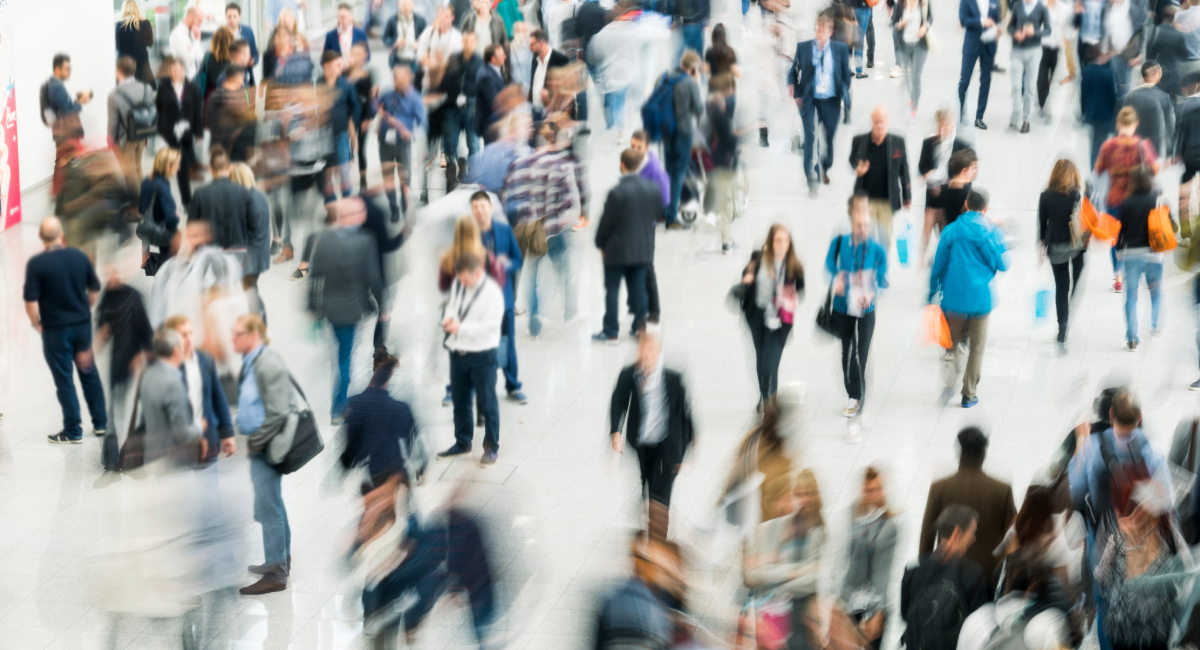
top-left (229, 162), bottom-right (256, 189)
top-left (163, 314), bottom-right (192, 331)
top-left (795, 468), bottom-right (824, 526)
top-left (236, 313), bottom-right (269, 345)
top-left (1117, 106), bottom-right (1138, 128)
top-left (152, 148), bottom-right (181, 178)
top-left (440, 216), bottom-right (485, 275)
top-left (680, 50), bottom-right (701, 72)
top-left (121, 0), bottom-right (143, 29)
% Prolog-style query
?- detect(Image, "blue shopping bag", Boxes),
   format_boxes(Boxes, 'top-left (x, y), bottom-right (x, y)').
top-left (896, 221), bottom-right (912, 267)
top-left (1035, 287), bottom-right (1052, 320)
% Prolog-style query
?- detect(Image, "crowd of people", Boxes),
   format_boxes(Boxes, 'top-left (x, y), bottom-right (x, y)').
top-left (20, 0), bottom-right (1200, 647)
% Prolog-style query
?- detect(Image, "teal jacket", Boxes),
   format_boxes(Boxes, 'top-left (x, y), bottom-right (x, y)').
top-left (824, 234), bottom-right (889, 315)
top-left (929, 211), bottom-right (1009, 316)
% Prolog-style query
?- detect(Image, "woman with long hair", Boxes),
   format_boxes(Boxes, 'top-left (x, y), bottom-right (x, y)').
top-left (704, 23), bottom-right (740, 78)
top-left (723, 398), bottom-right (798, 527)
top-left (842, 466), bottom-right (898, 650)
top-left (438, 216), bottom-right (502, 408)
top-left (116, 0), bottom-right (156, 86)
top-left (263, 8), bottom-right (300, 82)
top-left (199, 25), bottom-right (236, 103)
top-left (1039, 159), bottom-right (1085, 350)
top-left (740, 224), bottom-right (805, 408)
top-left (1115, 165), bottom-right (1171, 350)
top-left (140, 148), bottom-right (182, 275)
top-left (1094, 106), bottom-right (1159, 293)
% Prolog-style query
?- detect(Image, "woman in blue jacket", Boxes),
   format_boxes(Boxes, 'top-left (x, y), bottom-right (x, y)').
top-left (139, 148), bottom-right (182, 275)
top-left (825, 192), bottom-right (889, 419)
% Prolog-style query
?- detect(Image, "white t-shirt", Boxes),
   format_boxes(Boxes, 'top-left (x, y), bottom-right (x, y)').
top-left (958, 597), bottom-right (1068, 650)
top-left (532, 52), bottom-right (550, 109)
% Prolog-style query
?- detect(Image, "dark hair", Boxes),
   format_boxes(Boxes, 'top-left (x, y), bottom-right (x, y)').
top-left (455, 250), bottom-right (484, 274)
top-left (227, 2), bottom-right (242, 15)
top-left (935, 504), bottom-right (979, 545)
top-left (620, 148), bottom-right (644, 172)
top-left (53, 53), bottom-right (70, 70)
top-left (847, 190), bottom-right (870, 210)
top-left (1141, 59), bottom-right (1161, 78)
top-left (116, 56), bottom-right (137, 78)
top-left (209, 144), bottom-right (231, 172)
top-left (711, 23), bottom-right (728, 47)
top-left (1013, 486), bottom-right (1056, 545)
top-left (1110, 387), bottom-right (1141, 427)
top-left (957, 426), bottom-right (989, 465)
top-left (1128, 165), bottom-right (1155, 194)
top-left (948, 149), bottom-right (977, 178)
top-left (484, 43), bottom-right (503, 63)
top-left (231, 39), bottom-right (250, 54)
top-left (369, 349), bottom-right (399, 387)
top-left (1083, 43), bottom-right (1102, 63)
top-left (1094, 386), bottom-right (1121, 421)
top-left (531, 28), bottom-right (549, 43)
top-left (225, 65), bottom-right (247, 83)
top-left (469, 190), bottom-right (490, 204)
top-left (630, 129), bottom-right (648, 143)
top-left (1003, 547), bottom-right (1050, 595)
top-left (966, 187), bottom-right (989, 212)
top-left (321, 50), bottom-right (342, 65)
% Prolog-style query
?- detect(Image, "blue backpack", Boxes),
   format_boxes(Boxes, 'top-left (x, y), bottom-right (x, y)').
top-left (641, 72), bottom-right (687, 142)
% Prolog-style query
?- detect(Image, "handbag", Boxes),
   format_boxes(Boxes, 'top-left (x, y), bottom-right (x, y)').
top-left (1148, 194), bottom-right (1178, 252)
top-left (117, 377), bottom-right (147, 472)
top-left (775, 283), bottom-right (797, 325)
top-left (514, 217), bottom-right (549, 257)
top-left (1049, 197), bottom-right (1086, 264)
top-left (920, 0), bottom-right (940, 53)
top-left (268, 374), bottom-right (325, 475)
top-left (135, 185), bottom-right (174, 249)
top-left (815, 236), bottom-right (843, 337)
top-left (756, 596), bottom-right (793, 650)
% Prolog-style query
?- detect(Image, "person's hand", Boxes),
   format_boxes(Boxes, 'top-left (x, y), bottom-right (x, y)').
top-left (395, 38), bottom-right (406, 51)
top-left (855, 160), bottom-right (870, 177)
top-left (863, 613), bottom-right (885, 641)
top-left (982, 17), bottom-right (995, 28)
top-left (198, 436), bottom-right (209, 459)
top-left (918, 24), bottom-right (928, 38)
top-left (1014, 30), bottom-right (1025, 42)
top-left (1024, 23), bottom-right (1035, 36)
top-left (221, 437), bottom-right (237, 457)
top-left (361, 121), bottom-right (371, 135)
top-left (443, 317), bottom-right (460, 334)
top-left (1129, 55), bottom-right (1141, 68)
top-left (743, 271), bottom-right (755, 284)
top-left (833, 275), bottom-right (846, 296)
top-left (31, 321), bottom-right (42, 334)
top-left (611, 432), bottom-right (624, 453)
top-left (399, 125), bottom-right (412, 142)
top-left (77, 93), bottom-right (92, 105)
top-left (904, 200), bottom-right (912, 210)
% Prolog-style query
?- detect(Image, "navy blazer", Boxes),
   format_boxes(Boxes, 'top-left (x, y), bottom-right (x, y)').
top-left (194, 349), bottom-right (234, 462)
top-left (959, 0), bottom-right (1001, 41)
top-left (786, 39), bottom-right (851, 103)
top-left (140, 175), bottom-right (179, 233)
top-left (481, 220), bottom-right (523, 309)
top-left (323, 27), bottom-right (370, 60)
top-left (238, 25), bottom-right (260, 65)
top-left (475, 64), bottom-right (506, 137)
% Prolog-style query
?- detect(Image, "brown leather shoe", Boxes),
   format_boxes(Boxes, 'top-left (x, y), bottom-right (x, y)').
top-left (822, 173), bottom-right (831, 185)
top-left (239, 574), bottom-right (287, 595)
top-left (248, 557), bottom-right (291, 575)
top-left (273, 245), bottom-right (294, 264)
top-left (666, 223), bottom-right (683, 231)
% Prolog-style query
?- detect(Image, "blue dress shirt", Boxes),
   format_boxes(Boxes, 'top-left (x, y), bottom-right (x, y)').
top-left (236, 344), bottom-right (267, 435)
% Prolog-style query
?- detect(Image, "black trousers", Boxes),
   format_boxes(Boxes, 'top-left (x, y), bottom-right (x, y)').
top-left (629, 264), bottom-right (661, 321)
top-left (635, 443), bottom-right (676, 506)
top-left (176, 136), bottom-right (197, 210)
top-left (1051, 251), bottom-right (1085, 325)
top-left (747, 309), bottom-right (791, 402)
top-left (832, 309), bottom-right (876, 401)
top-left (1037, 45), bottom-right (1058, 109)
top-left (450, 349), bottom-right (500, 452)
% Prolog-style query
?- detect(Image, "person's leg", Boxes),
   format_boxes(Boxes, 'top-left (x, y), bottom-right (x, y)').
top-left (1124, 252), bottom-right (1144, 341)
top-left (762, 324), bottom-right (789, 399)
top-left (612, 88), bottom-right (627, 133)
top-left (625, 265), bottom-right (649, 334)
top-left (42, 326), bottom-right (83, 438)
top-left (800, 102), bottom-right (817, 181)
top-left (381, 159), bottom-right (399, 214)
top-left (250, 453), bottom-right (289, 572)
top-left (332, 324), bottom-right (355, 419)
top-left (179, 138), bottom-right (196, 208)
top-left (470, 350), bottom-right (500, 453)
top-left (866, 9), bottom-right (876, 66)
top-left (501, 308), bottom-right (521, 394)
top-left (834, 310), bottom-right (856, 398)
top-left (646, 264), bottom-right (660, 322)
top-left (911, 46), bottom-right (927, 109)
top-left (449, 352), bottom-right (475, 449)
top-left (1147, 259), bottom-right (1163, 333)
top-left (665, 130), bottom-right (690, 224)
top-left (602, 265), bottom-right (622, 337)
top-left (548, 234), bottom-right (576, 320)
top-left (746, 310), bottom-right (768, 402)
top-left (71, 323), bottom-right (107, 433)
top-left (1009, 48), bottom-right (1026, 127)
top-left (636, 445), bottom-right (653, 503)
top-left (1052, 261), bottom-right (1071, 326)
top-left (1037, 46), bottom-right (1054, 110)
top-left (527, 252), bottom-right (545, 337)
top-left (959, 42), bottom-right (980, 120)
top-left (853, 8), bottom-right (871, 73)
top-left (817, 99), bottom-right (839, 176)
top-left (944, 314), bottom-right (968, 392)
top-left (870, 199), bottom-right (895, 250)
top-left (462, 101), bottom-right (479, 158)
top-left (1022, 47), bottom-right (1039, 123)
top-left (962, 315), bottom-right (989, 398)
top-left (977, 44), bottom-right (996, 120)
top-left (1070, 250), bottom-right (1086, 296)
top-left (855, 310), bottom-right (876, 402)
top-left (603, 91), bottom-right (617, 130)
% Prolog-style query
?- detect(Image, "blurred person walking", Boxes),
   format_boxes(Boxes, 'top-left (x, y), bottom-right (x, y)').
top-left (826, 193), bottom-right (888, 419)
top-left (789, 13), bottom-right (852, 195)
top-left (934, 149), bottom-right (978, 229)
top-left (849, 105), bottom-right (912, 249)
top-left (140, 329), bottom-right (206, 469)
top-left (198, 26), bottom-right (236, 105)
top-left (155, 57), bottom-right (204, 210)
top-left (1037, 0), bottom-right (1076, 118)
top-left (929, 189), bottom-right (1009, 408)
top-left (1082, 45), bottom-right (1119, 169)
top-left (892, 0), bottom-right (931, 119)
top-left (170, 8), bottom-right (206, 80)
top-left (474, 45), bottom-right (508, 141)
top-left (842, 466), bottom-right (899, 650)
top-left (739, 224), bottom-right (804, 405)
top-left (435, 29), bottom-right (484, 191)
top-left (957, 0), bottom-right (1000, 129)
top-left (375, 64), bottom-right (426, 221)
top-left (108, 56), bottom-right (155, 204)
top-left (1122, 62), bottom-right (1174, 161)
top-left (324, 2), bottom-right (370, 59)
top-left (318, 51), bottom-right (362, 205)
top-left (346, 43), bottom-right (375, 192)
top-left (307, 198), bottom-right (385, 425)
top-left (163, 315), bottom-right (235, 469)
top-left (917, 111), bottom-right (970, 261)
top-left (902, 505), bottom-right (989, 650)
top-left (437, 251), bottom-right (505, 465)
top-left (190, 146), bottom-right (257, 253)
top-left (1175, 74), bottom-right (1200, 233)
top-left (594, 532), bottom-right (679, 650)
top-left (706, 24), bottom-right (740, 78)
top-left (419, 7), bottom-right (465, 94)
top-left (206, 63), bottom-right (258, 163)
top-left (610, 328), bottom-right (696, 538)
top-left (25, 217), bottom-right (107, 444)
top-left (43, 54), bottom-right (91, 195)
top-left (630, 130), bottom-right (670, 207)
top-left (225, 3), bottom-right (259, 68)
top-left (588, 13), bottom-right (643, 142)
top-left (1096, 107), bottom-right (1160, 293)
top-left (262, 8), bottom-right (300, 81)
top-left (851, 0), bottom-right (874, 77)
top-left (722, 398), bottom-right (797, 527)
top-left (529, 28), bottom-right (567, 125)
top-left (662, 51), bottom-right (703, 229)
top-left (233, 314), bottom-right (295, 595)
top-left (1005, 0), bottom-right (1051, 133)
top-left (919, 427), bottom-right (1017, 584)
top-left (706, 73), bottom-right (745, 253)
top-left (341, 351), bottom-right (423, 487)
top-left (95, 270), bottom-right (153, 469)
top-left (593, 149), bottom-right (662, 343)
top-left (116, 1), bottom-right (156, 87)
top-left (1147, 8), bottom-right (1188, 102)
top-left (1039, 159), bottom-right (1086, 350)
top-left (384, 0), bottom-right (427, 71)
top-left (1114, 166), bottom-right (1171, 350)
top-left (469, 191), bottom-right (526, 404)
top-left (229, 163), bottom-right (271, 321)
top-left (139, 148), bottom-right (184, 276)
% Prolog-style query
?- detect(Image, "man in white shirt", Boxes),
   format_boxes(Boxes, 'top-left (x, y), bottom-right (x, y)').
top-left (437, 250), bottom-right (505, 465)
top-left (417, 6), bottom-right (464, 90)
top-left (170, 8), bottom-right (207, 80)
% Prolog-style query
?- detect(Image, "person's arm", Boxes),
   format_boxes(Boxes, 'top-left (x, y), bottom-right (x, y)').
top-left (505, 225), bottom-right (523, 272)
top-left (207, 357), bottom-right (234, 441)
top-left (1165, 95), bottom-right (1176, 159)
top-left (383, 17), bottom-right (398, 49)
top-left (917, 138), bottom-right (935, 176)
top-left (1038, 194), bottom-right (1049, 246)
top-left (824, 235), bottom-right (841, 276)
top-left (875, 240), bottom-right (889, 290)
top-left (960, 0), bottom-right (982, 30)
top-left (24, 301), bottom-right (40, 332)
top-left (899, 140), bottom-right (912, 206)
top-left (107, 93), bottom-right (120, 145)
top-left (1036, 4), bottom-right (1052, 37)
top-left (918, 485), bottom-right (940, 555)
top-left (246, 352), bottom-right (294, 451)
top-left (849, 135), bottom-right (863, 169)
top-left (867, 519), bottom-right (899, 604)
top-left (365, 237), bottom-right (385, 312)
top-left (900, 565), bottom-right (915, 625)
top-left (609, 368), bottom-right (633, 445)
top-left (593, 191), bottom-right (618, 251)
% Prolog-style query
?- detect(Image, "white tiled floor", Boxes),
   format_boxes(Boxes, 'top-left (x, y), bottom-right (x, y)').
top-left (4, 2), bottom-right (1200, 649)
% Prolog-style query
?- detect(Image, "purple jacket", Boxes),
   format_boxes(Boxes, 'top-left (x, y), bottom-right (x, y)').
top-left (639, 151), bottom-right (671, 207)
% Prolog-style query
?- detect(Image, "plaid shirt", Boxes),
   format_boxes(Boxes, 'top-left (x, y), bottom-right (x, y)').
top-left (502, 148), bottom-right (588, 237)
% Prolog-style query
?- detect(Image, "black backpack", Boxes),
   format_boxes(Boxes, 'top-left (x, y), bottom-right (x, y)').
top-left (905, 562), bottom-right (968, 650)
top-left (40, 80), bottom-right (54, 126)
top-left (119, 85), bottom-right (159, 142)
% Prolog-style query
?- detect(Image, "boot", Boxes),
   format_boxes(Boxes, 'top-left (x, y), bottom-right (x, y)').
top-left (458, 157), bottom-right (468, 182)
top-left (445, 158), bottom-right (458, 193)
top-left (1057, 323), bottom-right (1067, 344)
top-left (759, 127), bottom-right (769, 148)
top-left (239, 564), bottom-right (288, 595)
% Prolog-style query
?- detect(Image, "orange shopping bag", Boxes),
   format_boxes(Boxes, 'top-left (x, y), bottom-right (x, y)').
top-left (1081, 197), bottom-right (1122, 243)
top-left (921, 305), bottom-right (952, 349)
top-left (1148, 197), bottom-right (1177, 252)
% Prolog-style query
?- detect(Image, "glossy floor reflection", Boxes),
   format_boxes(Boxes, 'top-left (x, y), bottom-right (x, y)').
top-left (4, 3), bottom-right (1200, 650)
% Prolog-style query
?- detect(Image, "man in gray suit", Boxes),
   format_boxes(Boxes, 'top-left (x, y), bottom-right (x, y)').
top-left (140, 329), bottom-right (205, 470)
top-left (307, 198), bottom-right (385, 425)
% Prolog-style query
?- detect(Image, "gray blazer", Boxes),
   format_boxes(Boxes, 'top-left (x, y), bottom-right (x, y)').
top-left (246, 346), bottom-right (298, 452)
top-left (744, 518), bottom-right (826, 597)
top-left (139, 359), bottom-right (202, 469)
top-left (243, 189), bottom-right (272, 276)
top-left (840, 508), bottom-right (899, 616)
top-left (307, 227), bottom-right (384, 326)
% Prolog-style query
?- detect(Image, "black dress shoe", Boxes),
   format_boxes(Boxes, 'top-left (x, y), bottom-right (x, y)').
top-left (822, 173), bottom-right (830, 185)
top-left (437, 444), bottom-right (472, 458)
top-left (1020, 122), bottom-right (1030, 133)
top-left (974, 119), bottom-right (988, 130)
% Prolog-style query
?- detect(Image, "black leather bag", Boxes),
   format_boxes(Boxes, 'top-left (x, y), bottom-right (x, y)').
top-left (271, 375), bottom-right (325, 475)
top-left (135, 186), bottom-right (174, 249)
top-left (815, 236), bottom-right (842, 337)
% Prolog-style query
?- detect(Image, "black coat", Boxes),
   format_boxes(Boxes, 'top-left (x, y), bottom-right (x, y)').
top-left (382, 13), bottom-right (428, 68)
top-left (155, 78), bottom-right (204, 147)
top-left (529, 49), bottom-right (570, 103)
top-left (116, 21), bottom-right (156, 86)
top-left (594, 174), bottom-right (661, 266)
top-left (849, 132), bottom-right (912, 211)
top-left (610, 364), bottom-right (695, 469)
top-left (916, 136), bottom-right (971, 177)
top-left (1148, 24), bottom-right (1188, 97)
top-left (190, 178), bottom-right (255, 249)
top-left (475, 64), bottom-right (506, 137)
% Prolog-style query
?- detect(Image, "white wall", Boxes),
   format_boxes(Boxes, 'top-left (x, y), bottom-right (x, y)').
top-left (14, 0), bottom-right (117, 192)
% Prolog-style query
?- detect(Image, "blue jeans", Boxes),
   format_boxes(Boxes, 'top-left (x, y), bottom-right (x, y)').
top-left (332, 323), bottom-right (356, 418)
top-left (853, 8), bottom-right (872, 72)
top-left (603, 89), bottom-right (627, 130)
top-left (1106, 203), bottom-right (1123, 277)
top-left (250, 453), bottom-right (291, 569)
top-left (603, 264), bottom-right (649, 337)
top-left (680, 23), bottom-right (705, 63)
top-left (450, 349), bottom-right (500, 451)
top-left (801, 97), bottom-right (840, 179)
top-left (664, 129), bottom-right (692, 224)
top-left (1122, 249), bottom-right (1163, 344)
top-left (500, 308), bottom-right (521, 393)
top-left (528, 233), bottom-right (576, 337)
top-left (42, 323), bottom-right (107, 438)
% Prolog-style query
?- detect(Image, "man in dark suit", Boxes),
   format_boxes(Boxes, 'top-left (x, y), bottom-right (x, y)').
top-left (958, 0), bottom-right (1001, 129)
top-left (470, 191), bottom-right (526, 404)
top-left (156, 57), bottom-right (204, 208)
top-left (529, 29), bottom-right (569, 122)
top-left (849, 105), bottom-right (912, 249)
top-left (918, 427), bottom-right (1017, 585)
top-left (190, 146), bottom-right (257, 251)
top-left (324, 2), bottom-right (370, 62)
top-left (594, 149), bottom-right (663, 343)
top-left (163, 315), bottom-right (235, 468)
top-left (1123, 61), bottom-right (1176, 157)
top-left (787, 12), bottom-right (852, 196)
top-left (475, 44), bottom-right (507, 141)
top-left (383, 0), bottom-right (427, 71)
top-left (609, 327), bottom-right (695, 538)
top-left (1148, 7), bottom-right (1189, 100)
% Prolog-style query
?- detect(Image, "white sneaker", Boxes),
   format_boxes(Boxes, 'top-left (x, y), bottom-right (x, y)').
top-left (842, 398), bottom-right (860, 418)
top-left (847, 422), bottom-right (862, 443)
top-left (890, 66), bottom-right (902, 79)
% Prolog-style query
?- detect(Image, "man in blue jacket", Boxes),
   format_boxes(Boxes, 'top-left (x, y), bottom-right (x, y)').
top-left (225, 4), bottom-right (259, 66)
top-left (929, 188), bottom-right (1009, 408)
top-left (787, 12), bottom-right (851, 196)
top-left (318, 51), bottom-right (362, 205)
top-left (323, 3), bottom-right (370, 61)
top-left (958, 0), bottom-right (1001, 129)
top-left (471, 191), bottom-right (526, 404)
top-left (164, 315), bottom-right (235, 467)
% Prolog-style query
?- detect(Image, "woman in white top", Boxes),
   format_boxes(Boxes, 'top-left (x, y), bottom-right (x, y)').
top-left (1036, 0), bottom-right (1078, 118)
top-left (892, 0), bottom-right (931, 121)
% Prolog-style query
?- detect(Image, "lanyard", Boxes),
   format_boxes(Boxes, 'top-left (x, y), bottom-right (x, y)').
top-left (454, 280), bottom-right (485, 323)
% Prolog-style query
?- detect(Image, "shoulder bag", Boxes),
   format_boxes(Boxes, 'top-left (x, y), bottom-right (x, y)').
top-left (514, 216), bottom-right (549, 257)
top-left (268, 373), bottom-right (325, 474)
top-left (135, 184), bottom-right (174, 249)
top-left (815, 235), bottom-right (844, 337)
top-left (1048, 195), bottom-right (1086, 264)
top-left (117, 377), bottom-right (147, 472)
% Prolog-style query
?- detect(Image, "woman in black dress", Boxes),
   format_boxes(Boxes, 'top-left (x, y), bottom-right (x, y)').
top-left (116, 0), bottom-right (156, 87)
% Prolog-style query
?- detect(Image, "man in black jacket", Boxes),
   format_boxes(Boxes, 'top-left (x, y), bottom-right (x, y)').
top-left (155, 56), bottom-right (204, 209)
top-left (190, 146), bottom-right (256, 251)
top-left (1176, 72), bottom-right (1200, 228)
top-left (610, 328), bottom-right (695, 538)
top-left (594, 149), bottom-right (663, 343)
top-left (383, 0), bottom-right (427, 71)
top-left (849, 105), bottom-right (912, 250)
top-left (529, 29), bottom-right (569, 123)
top-left (1123, 61), bottom-right (1176, 158)
top-left (901, 504), bottom-right (989, 650)
top-left (1148, 8), bottom-right (1189, 100)
top-left (475, 44), bottom-right (507, 142)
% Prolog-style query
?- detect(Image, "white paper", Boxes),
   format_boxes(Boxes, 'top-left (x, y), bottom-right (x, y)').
top-left (174, 120), bottom-right (191, 139)
top-left (384, 129), bottom-right (397, 145)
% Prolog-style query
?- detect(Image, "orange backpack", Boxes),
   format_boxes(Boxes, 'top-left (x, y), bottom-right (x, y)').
top-left (1148, 197), bottom-right (1177, 252)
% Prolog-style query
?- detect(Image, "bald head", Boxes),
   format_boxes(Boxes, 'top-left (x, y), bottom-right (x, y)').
top-left (185, 7), bottom-right (202, 26)
top-left (871, 105), bottom-right (889, 142)
top-left (39, 217), bottom-right (63, 245)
